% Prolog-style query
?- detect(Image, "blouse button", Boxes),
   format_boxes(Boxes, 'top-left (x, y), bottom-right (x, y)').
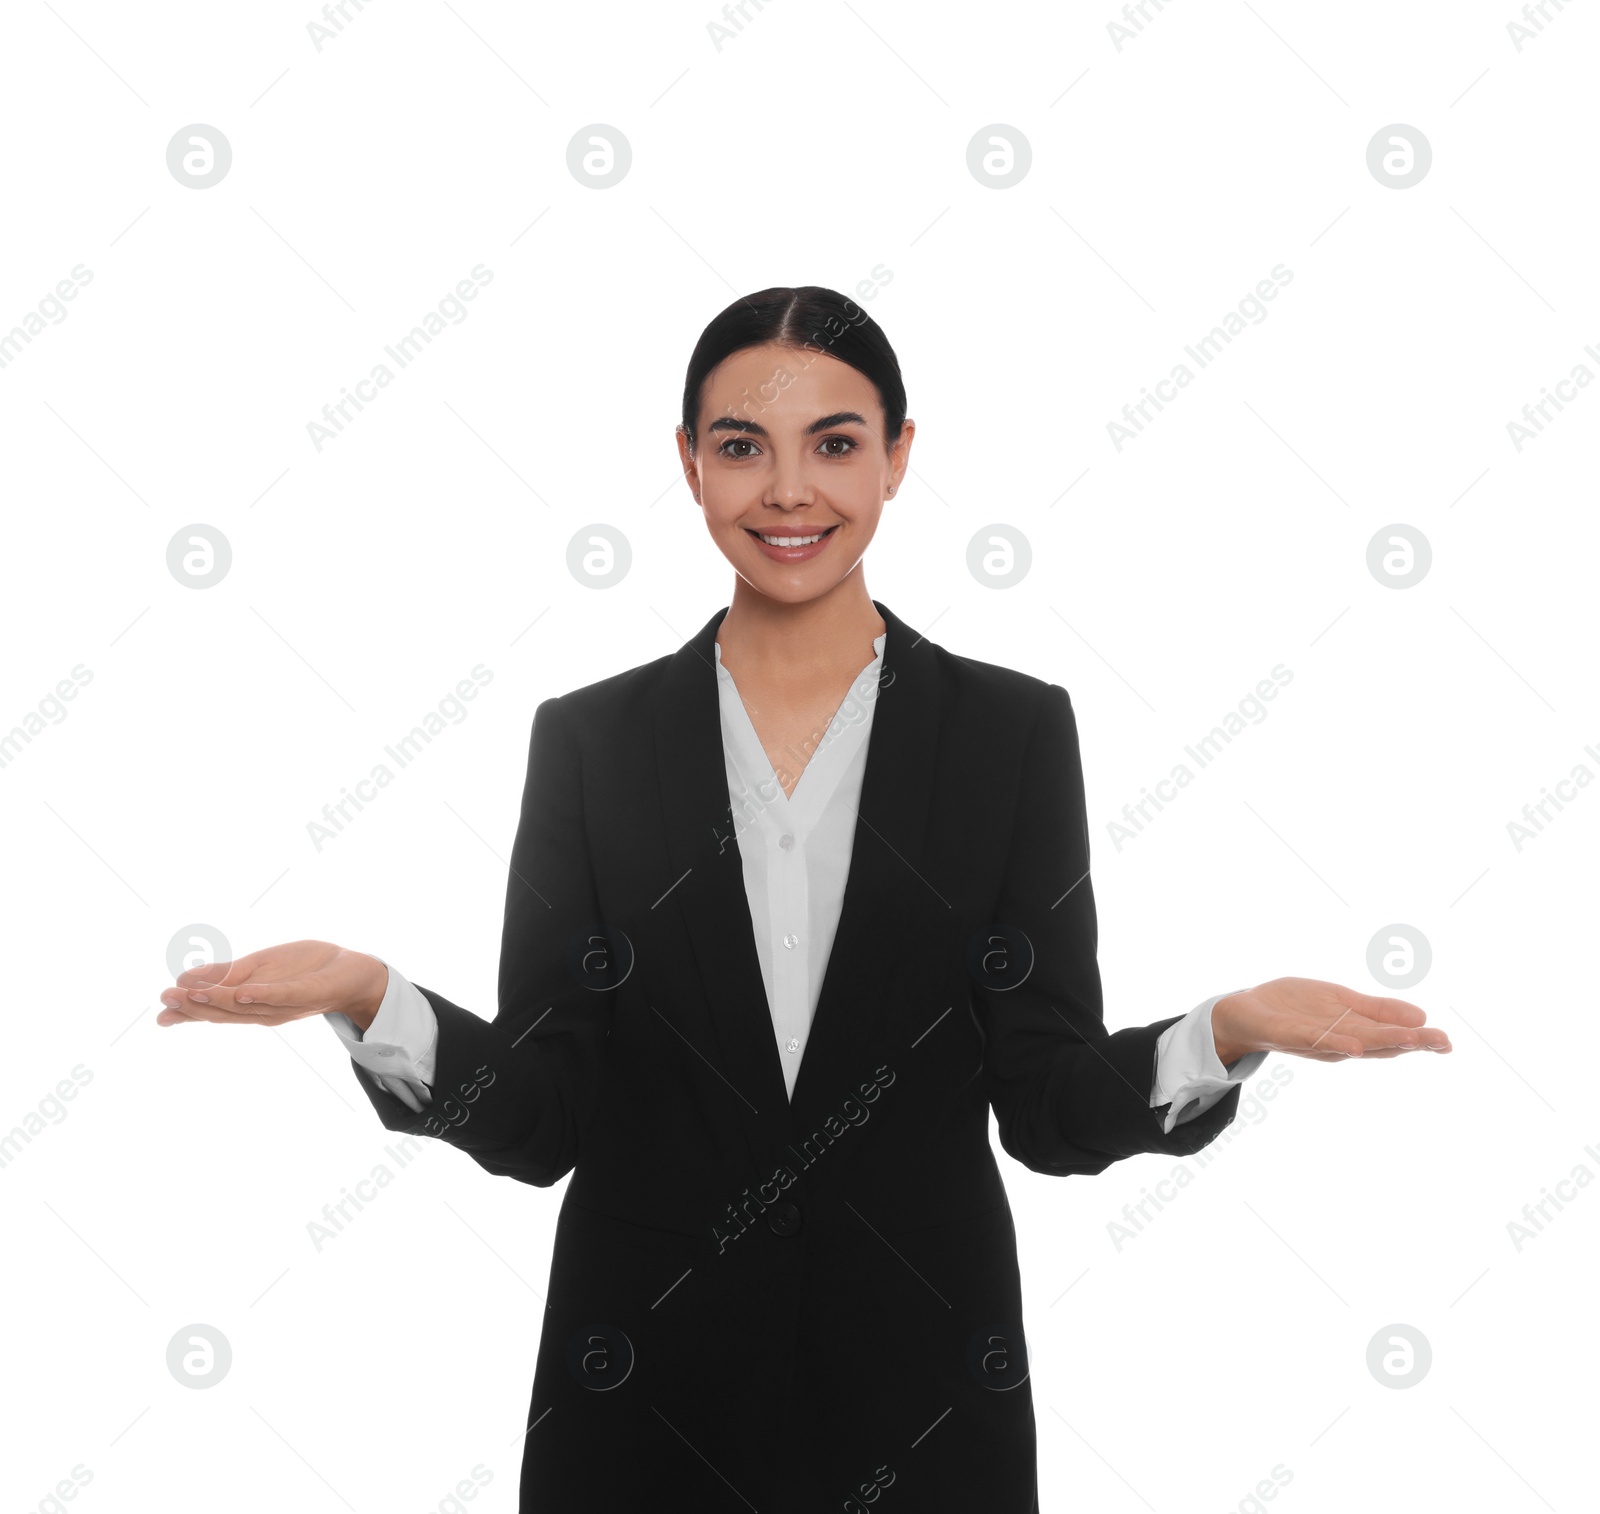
top-left (786, 1037), bottom-right (800, 1054)
top-left (783, 932), bottom-right (798, 949)
top-left (778, 833), bottom-right (794, 850)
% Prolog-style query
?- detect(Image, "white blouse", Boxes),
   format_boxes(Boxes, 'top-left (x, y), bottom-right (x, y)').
top-left (715, 632), bottom-right (885, 1099)
top-left (328, 630), bottom-right (1266, 1133)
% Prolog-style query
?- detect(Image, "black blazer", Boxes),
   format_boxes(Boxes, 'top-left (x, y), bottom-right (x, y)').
top-left (350, 599), bottom-right (1243, 1513)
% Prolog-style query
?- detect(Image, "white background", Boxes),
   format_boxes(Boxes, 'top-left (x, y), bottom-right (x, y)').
top-left (1, 2), bottom-right (1595, 1510)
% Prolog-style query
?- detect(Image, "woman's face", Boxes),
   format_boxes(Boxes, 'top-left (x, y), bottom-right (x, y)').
top-left (678, 341), bottom-right (914, 606)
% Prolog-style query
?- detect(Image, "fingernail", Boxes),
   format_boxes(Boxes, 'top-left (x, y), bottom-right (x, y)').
top-left (237, 996), bottom-right (253, 1005)
top-left (190, 993), bottom-right (209, 1003)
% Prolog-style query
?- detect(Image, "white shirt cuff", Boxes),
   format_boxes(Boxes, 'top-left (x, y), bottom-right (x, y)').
top-left (324, 959), bottom-right (439, 1113)
top-left (1151, 990), bottom-right (1268, 1134)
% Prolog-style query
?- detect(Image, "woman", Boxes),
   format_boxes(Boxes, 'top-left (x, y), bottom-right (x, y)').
top-left (157, 286), bottom-right (1450, 1512)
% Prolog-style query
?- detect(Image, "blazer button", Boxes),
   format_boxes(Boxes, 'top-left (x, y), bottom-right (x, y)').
top-left (766, 1201), bottom-right (802, 1237)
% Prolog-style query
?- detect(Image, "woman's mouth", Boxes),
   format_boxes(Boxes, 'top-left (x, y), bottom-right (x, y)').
top-left (745, 524), bottom-right (839, 563)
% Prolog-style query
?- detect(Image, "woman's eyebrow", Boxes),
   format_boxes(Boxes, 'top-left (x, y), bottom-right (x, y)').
top-left (706, 410), bottom-right (868, 439)
top-left (805, 410), bottom-right (868, 434)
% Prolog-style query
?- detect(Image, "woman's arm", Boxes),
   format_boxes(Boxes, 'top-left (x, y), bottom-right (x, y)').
top-left (976, 683), bottom-right (1219, 1176)
top-left (157, 695), bottom-right (616, 1187)
top-left (976, 683), bottom-right (1447, 1176)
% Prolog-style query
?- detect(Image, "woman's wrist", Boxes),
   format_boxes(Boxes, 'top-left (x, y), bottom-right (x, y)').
top-left (343, 954), bottom-right (389, 1034)
top-left (1210, 991), bottom-right (1255, 1069)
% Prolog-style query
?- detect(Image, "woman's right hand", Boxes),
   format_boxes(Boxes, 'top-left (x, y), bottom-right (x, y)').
top-left (157, 939), bottom-right (388, 1032)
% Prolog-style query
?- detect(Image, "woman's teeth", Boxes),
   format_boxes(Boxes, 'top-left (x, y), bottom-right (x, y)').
top-left (756, 530), bottom-right (829, 546)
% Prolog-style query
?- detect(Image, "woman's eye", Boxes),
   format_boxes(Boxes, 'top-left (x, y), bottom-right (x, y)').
top-left (716, 434), bottom-right (857, 459)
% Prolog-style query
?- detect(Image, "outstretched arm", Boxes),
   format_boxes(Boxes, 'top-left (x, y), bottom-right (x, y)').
top-left (156, 695), bottom-right (617, 1187)
top-left (977, 684), bottom-right (1448, 1177)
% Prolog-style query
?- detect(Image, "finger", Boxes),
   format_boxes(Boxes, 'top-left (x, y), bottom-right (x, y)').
top-left (1337, 1013), bottom-right (1453, 1053)
top-left (161, 983), bottom-right (279, 1021)
top-left (1278, 1020), bottom-right (1452, 1060)
top-left (1345, 1018), bottom-right (1425, 1051)
top-left (1345, 991), bottom-right (1428, 1028)
top-left (155, 995), bottom-right (248, 1025)
top-left (1360, 1035), bottom-right (1452, 1058)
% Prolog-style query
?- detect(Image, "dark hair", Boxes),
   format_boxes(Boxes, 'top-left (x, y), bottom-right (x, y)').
top-left (679, 286), bottom-right (907, 455)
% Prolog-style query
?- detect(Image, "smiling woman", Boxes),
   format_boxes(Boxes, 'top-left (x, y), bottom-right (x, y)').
top-left (670, 287), bottom-right (915, 794)
top-left (157, 284), bottom-right (1450, 1513)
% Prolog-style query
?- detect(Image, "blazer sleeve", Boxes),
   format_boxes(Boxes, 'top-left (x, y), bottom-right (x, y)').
top-left (348, 694), bottom-right (614, 1187)
top-left (975, 683), bottom-right (1242, 1176)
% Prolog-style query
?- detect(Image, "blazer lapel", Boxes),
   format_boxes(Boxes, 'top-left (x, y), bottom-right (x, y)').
top-left (648, 599), bottom-right (943, 1164)
top-left (650, 606), bottom-right (792, 1166)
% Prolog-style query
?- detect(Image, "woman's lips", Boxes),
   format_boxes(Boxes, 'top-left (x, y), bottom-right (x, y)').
top-left (745, 524), bottom-right (839, 563)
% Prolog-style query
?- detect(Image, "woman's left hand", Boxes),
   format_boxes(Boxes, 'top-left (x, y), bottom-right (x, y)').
top-left (1211, 977), bottom-right (1452, 1066)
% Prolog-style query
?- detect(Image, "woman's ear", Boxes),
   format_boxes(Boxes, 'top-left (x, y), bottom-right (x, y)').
top-left (887, 417), bottom-right (915, 498)
top-left (675, 424), bottom-right (701, 503)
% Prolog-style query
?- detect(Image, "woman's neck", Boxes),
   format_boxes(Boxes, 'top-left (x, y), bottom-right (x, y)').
top-left (714, 575), bottom-right (885, 684)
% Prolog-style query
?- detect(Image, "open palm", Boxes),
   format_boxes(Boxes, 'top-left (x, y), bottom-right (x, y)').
top-left (1213, 976), bottom-right (1452, 1065)
top-left (156, 938), bottom-right (386, 1030)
